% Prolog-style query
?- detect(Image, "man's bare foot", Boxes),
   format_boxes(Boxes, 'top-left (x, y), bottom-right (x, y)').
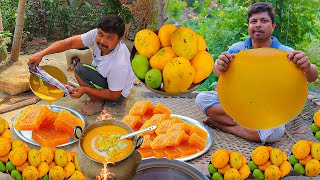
top-left (204, 119), bottom-right (261, 142)
top-left (80, 101), bottom-right (103, 116)
top-left (203, 118), bottom-right (237, 127)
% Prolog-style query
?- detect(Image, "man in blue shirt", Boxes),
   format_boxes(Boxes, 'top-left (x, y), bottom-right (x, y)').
top-left (196, 2), bottom-right (318, 144)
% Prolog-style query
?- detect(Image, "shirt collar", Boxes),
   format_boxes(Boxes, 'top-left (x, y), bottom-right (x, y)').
top-left (244, 36), bottom-right (281, 49)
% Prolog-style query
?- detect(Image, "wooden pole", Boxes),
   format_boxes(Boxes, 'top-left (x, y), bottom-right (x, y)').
top-left (10, 0), bottom-right (27, 62)
top-left (0, 9), bottom-right (3, 32)
top-left (157, 0), bottom-right (165, 29)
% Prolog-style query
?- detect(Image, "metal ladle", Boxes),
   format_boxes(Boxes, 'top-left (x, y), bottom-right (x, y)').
top-left (120, 125), bottom-right (157, 140)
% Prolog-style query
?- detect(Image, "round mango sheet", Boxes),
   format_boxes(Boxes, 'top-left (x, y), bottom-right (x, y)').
top-left (217, 48), bottom-right (308, 130)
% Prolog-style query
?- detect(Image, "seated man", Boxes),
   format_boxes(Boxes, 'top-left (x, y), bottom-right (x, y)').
top-left (196, 2), bottom-right (318, 144)
top-left (28, 14), bottom-right (134, 116)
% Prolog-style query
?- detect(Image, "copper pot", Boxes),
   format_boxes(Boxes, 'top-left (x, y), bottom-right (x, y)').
top-left (74, 120), bottom-right (143, 164)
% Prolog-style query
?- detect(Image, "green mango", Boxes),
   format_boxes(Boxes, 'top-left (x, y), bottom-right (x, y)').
top-left (253, 169), bottom-right (264, 180)
top-left (145, 68), bottom-right (162, 89)
top-left (132, 54), bottom-right (150, 80)
top-left (311, 123), bottom-right (320, 133)
top-left (6, 161), bottom-right (16, 172)
top-left (248, 160), bottom-right (258, 171)
top-left (42, 174), bottom-right (49, 180)
top-left (208, 164), bottom-right (217, 174)
top-left (212, 172), bottom-right (223, 180)
top-left (289, 155), bottom-right (299, 165)
top-left (0, 161), bottom-right (6, 173)
top-left (294, 163), bottom-right (305, 175)
top-left (11, 170), bottom-right (22, 180)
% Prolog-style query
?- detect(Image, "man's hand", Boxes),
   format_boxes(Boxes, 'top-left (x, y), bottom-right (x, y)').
top-left (28, 52), bottom-right (44, 67)
top-left (288, 50), bottom-right (311, 73)
top-left (216, 52), bottom-right (233, 72)
top-left (70, 87), bottom-right (87, 98)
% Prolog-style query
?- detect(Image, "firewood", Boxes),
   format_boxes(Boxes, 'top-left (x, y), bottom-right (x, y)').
top-left (0, 97), bottom-right (40, 114)
top-left (9, 94), bottom-right (36, 103)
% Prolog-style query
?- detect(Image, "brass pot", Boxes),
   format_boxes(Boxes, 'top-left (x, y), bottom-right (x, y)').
top-left (74, 120), bottom-right (143, 164)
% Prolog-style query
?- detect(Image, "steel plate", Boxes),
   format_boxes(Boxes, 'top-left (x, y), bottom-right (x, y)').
top-left (143, 114), bottom-right (213, 162)
top-left (12, 105), bottom-right (86, 147)
top-left (134, 158), bottom-right (209, 180)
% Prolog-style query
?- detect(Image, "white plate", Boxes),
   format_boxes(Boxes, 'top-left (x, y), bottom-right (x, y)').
top-left (143, 114), bottom-right (213, 162)
top-left (12, 105), bottom-right (86, 147)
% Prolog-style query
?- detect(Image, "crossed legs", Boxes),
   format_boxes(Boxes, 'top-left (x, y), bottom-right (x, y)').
top-left (203, 104), bottom-right (261, 142)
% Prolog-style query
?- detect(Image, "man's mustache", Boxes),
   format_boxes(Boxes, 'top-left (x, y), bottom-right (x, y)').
top-left (254, 28), bottom-right (264, 32)
top-left (97, 42), bottom-right (109, 49)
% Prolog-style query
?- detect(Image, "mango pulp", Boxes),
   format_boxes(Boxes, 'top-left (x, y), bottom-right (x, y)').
top-left (29, 65), bottom-right (67, 104)
top-left (217, 48), bottom-right (308, 130)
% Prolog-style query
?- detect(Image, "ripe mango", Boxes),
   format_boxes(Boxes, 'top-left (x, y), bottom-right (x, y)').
top-left (171, 26), bottom-right (198, 60)
top-left (190, 51), bottom-right (214, 84)
top-left (134, 29), bottom-right (160, 59)
top-left (54, 149), bottom-right (67, 167)
top-left (149, 47), bottom-right (177, 71)
top-left (163, 57), bottom-right (195, 94)
top-left (28, 149), bottom-right (41, 167)
top-left (229, 152), bottom-right (243, 169)
top-left (311, 142), bottom-right (320, 160)
top-left (158, 24), bottom-right (177, 47)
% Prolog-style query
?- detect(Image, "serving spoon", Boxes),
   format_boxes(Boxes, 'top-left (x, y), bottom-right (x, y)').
top-left (119, 125), bottom-right (157, 140)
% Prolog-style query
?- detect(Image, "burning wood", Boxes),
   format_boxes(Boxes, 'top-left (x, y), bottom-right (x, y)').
top-left (96, 109), bottom-right (114, 121)
top-left (95, 162), bottom-right (115, 180)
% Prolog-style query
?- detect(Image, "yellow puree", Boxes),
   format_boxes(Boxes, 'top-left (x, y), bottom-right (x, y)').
top-left (83, 125), bottom-right (134, 163)
top-left (30, 66), bottom-right (67, 104)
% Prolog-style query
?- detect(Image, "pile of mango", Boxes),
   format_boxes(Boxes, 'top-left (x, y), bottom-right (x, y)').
top-left (0, 117), bottom-right (86, 180)
top-left (248, 146), bottom-right (291, 180)
top-left (133, 24), bottom-right (214, 94)
top-left (0, 117), bottom-right (12, 139)
top-left (208, 149), bottom-right (250, 180)
top-left (289, 140), bottom-right (320, 177)
top-left (311, 109), bottom-right (320, 140)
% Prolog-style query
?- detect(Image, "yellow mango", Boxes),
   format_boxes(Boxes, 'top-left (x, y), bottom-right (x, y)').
top-left (37, 162), bottom-right (49, 179)
top-left (49, 166), bottom-right (65, 180)
top-left (134, 29), bottom-right (160, 59)
top-left (22, 166), bottom-right (39, 180)
top-left (311, 142), bottom-right (320, 160)
top-left (265, 165), bottom-right (281, 180)
top-left (292, 140), bottom-right (311, 160)
top-left (251, 146), bottom-right (269, 166)
top-left (158, 24), bottom-right (177, 47)
top-left (163, 57), bottom-right (195, 94)
top-left (39, 147), bottom-right (54, 164)
top-left (28, 149), bottom-right (41, 167)
top-left (279, 161), bottom-right (291, 177)
top-left (16, 161), bottom-right (29, 172)
top-left (0, 137), bottom-right (11, 157)
top-left (229, 152), bottom-right (243, 169)
top-left (9, 146), bottom-right (28, 166)
top-left (239, 164), bottom-right (250, 180)
top-left (305, 159), bottom-right (320, 177)
top-left (64, 162), bottom-right (76, 178)
top-left (149, 47), bottom-right (177, 71)
top-left (190, 51), bottom-right (214, 84)
top-left (270, 148), bottom-right (284, 166)
top-left (212, 149), bottom-right (229, 169)
top-left (54, 149), bottom-right (68, 167)
top-left (171, 26), bottom-right (198, 60)
top-left (196, 34), bottom-right (207, 51)
top-left (224, 168), bottom-right (241, 180)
